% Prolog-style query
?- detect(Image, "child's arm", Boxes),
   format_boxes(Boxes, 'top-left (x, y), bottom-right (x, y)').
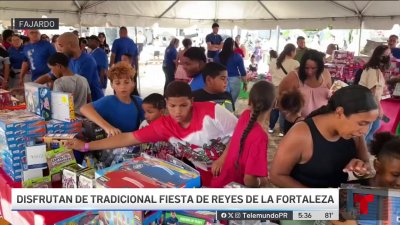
top-left (243, 175), bottom-right (270, 188)
top-left (80, 103), bottom-right (122, 136)
top-left (211, 142), bottom-right (230, 176)
top-left (67, 132), bottom-right (140, 151)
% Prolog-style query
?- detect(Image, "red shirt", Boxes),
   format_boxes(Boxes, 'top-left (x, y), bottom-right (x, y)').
top-left (2, 41), bottom-right (11, 50)
top-left (133, 102), bottom-right (238, 169)
top-left (210, 109), bottom-right (268, 187)
top-left (234, 48), bottom-right (245, 58)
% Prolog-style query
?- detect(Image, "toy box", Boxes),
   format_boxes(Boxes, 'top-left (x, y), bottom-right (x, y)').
top-left (98, 211), bottom-right (143, 225)
top-left (78, 168), bottom-right (95, 188)
top-left (62, 164), bottom-right (88, 188)
top-left (0, 110), bottom-right (45, 132)
top-left (54, 211), bottom-right (101, 225)
top-left (164, 211), bottom-right (217, 225)
top-left (95, 154), bottom-right (201, 188)
top-left (51, 92), bottom-right (75, 122)
top-left (43, 133), bottom-right (77, 150)
top-left (46, 147), bottom-right (76, 182)
top-left (82, 119), bottom-right (107, 141)
top-left (22, 168), bottom-right (44, 181)
top-left (46, 119), bottom-right (82, 134)
top-left (25, 144), bottom-right (47, 170)
top-left (96, 169), bottom-right (165, 188)
top-left (24, 82), bottom-right (51, 120)
top-left (22, 175), bottom-right (51, 188)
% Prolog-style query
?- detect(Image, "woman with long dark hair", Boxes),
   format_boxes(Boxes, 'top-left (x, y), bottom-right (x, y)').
top-left (279, 49), bottom-right (332, 118)
top-left (359, 45), bottom-right (391, 144)
top-left (162, 38), bottom-right (180, 92)
top-left (271, 85), bottom-right (378, 189)
top-left (98, 32), bottom-right (110, 55)
top-left (214, 37), bottom-right (246, 103)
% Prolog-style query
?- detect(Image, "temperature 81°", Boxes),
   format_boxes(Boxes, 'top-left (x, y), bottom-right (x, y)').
top-left (325, 212), bottom-right (334, 219)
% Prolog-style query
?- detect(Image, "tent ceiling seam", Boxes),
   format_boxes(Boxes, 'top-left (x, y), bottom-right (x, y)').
top-left (328, 1), bottom-right (358, 16)
top-left (360, 1), bottom-right (373, 15)
top-left (258, 1), bottom-right (277, 20)
top-left (158, 0), bottom-right (179, 19)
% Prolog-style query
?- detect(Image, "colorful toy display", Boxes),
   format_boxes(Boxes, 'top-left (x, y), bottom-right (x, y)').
top-left (95, 154), bottom-right (201, 188)
top-left (24, 82), bottom-right (52, 121)
top-left (46, 147), bottom-right (76, 182)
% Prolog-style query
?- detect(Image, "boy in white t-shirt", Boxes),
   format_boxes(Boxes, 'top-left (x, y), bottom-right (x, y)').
top-left (47, 52), bottom-right (91, 115)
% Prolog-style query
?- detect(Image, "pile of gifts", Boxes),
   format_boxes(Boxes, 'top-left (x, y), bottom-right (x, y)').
top-left (60, 153), bottom-right (201, 189)
top-left (325, 50), bottom-right (359, 83)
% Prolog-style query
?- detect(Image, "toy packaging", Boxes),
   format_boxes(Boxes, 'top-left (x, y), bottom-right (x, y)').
top-left (62, 164), bottom-right (88, 188)
top-left (22, 168), bottom-right (44, 181)
top-left (164, 211), bottom-right (217, 225)
top-left (24, 82), bottom-right (52, 120)
top-left (51, 92), bottom-right (75, 122)
top-left (22, 175), bottom-right (52, 188)
top-left (46, 147), bottom-right (76, 182)
top-left (98, 211), bottom-right (143, 225)
top-left (96, 169), bottom-right (165, 188)
top-left (46, 119), bottom-right (83, 134)
top-left (82, 119), bottom-right (107, 141)
top-left (54, 211), bottom-right (101, 225)
top-left (78, 168), bottom-right (95, 188)
top-left (95, 154), bottom-right (201, 188)
top-left (43, 133), bottom-right (77, 150)
top-left (25, 144), bottom-right (47, 170)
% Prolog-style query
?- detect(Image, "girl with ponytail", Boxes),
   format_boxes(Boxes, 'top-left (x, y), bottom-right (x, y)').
top-left (271, 85), bottom-right (379, 189)
top-left (210, 81), bottom-right (275, 188)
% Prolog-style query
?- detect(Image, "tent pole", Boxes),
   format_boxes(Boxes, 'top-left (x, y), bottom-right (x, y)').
top-left (357, 17), bottom-right (363, 56)
top-left (135, 26), bottom-right (141, 95)
top-left (276, 25), bottom-right (280, 52)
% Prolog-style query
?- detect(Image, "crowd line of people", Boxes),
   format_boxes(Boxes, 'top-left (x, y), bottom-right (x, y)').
top-left (0, 23), bottom-right (400, 224)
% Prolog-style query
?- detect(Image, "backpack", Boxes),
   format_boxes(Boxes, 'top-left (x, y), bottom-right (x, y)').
top-left (353, 68), bottom-right (363, 85)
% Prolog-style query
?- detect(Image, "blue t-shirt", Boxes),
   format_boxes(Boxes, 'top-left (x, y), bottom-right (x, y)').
top-left (111, 37), bottom-right (138, 63)
top-left (189, 73), bottom-right (205, 91)
top-left (23, 40), bottom-right (56, 80)
top-left (391, 47), bottom-right (400, 59)
top-left (205, 33), bottom-right (223, 58)
top-left (92, 95), bottom-right (144, 132)
top-left (214, 53), bottom-right (246, 77)
top-left (68, 52), bottom-right (104, 101)
top-left (90, 48), bottom-right (109, 89)
top-left (8, 46), bottom-right (25, 70)
top-left (163, 47), bottom-right (177, 68)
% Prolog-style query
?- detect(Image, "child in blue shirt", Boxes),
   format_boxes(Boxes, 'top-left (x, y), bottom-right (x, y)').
top-left (80, 61), bottom-right (144, 136)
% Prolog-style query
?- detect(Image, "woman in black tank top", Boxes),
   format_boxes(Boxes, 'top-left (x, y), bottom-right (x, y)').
top-left (270, 85), bottom-right (379, 188)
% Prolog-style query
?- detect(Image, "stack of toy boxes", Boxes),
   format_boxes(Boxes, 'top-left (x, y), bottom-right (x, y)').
top-left (24, 82), bottom-right (52, 121)
top-left (95, 154), bottom-right (201, 188)
top-left (0, 110), bottom-right (46, 181)
top-left (46, 119), bottom-right (82, 134)
top-left (331, 50), bottom-right (355, 83)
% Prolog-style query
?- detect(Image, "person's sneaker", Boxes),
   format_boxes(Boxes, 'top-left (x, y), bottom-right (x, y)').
top-left (278, 133), bottom-right (284, 137)
top-left (268, 129), bottom-right (274, 134)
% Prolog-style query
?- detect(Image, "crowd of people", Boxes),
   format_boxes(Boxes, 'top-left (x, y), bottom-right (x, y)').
top-left (0, 22), bottom-right (400, 224)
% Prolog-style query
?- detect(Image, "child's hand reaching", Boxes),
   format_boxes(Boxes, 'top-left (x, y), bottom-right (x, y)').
top-left (211, 157), bottom-right (225, 177)
top-left (66, 138), bottom-right (85, 151)
top-left (104, 125), bottom-right (122, 137)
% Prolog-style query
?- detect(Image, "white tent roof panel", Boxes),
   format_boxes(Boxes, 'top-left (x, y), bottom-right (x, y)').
top-left (0, 1), bottom-right (399, 29)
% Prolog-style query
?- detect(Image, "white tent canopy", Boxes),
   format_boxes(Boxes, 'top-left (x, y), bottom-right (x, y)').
top-left (1, 1), bottom-right (400, 29)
